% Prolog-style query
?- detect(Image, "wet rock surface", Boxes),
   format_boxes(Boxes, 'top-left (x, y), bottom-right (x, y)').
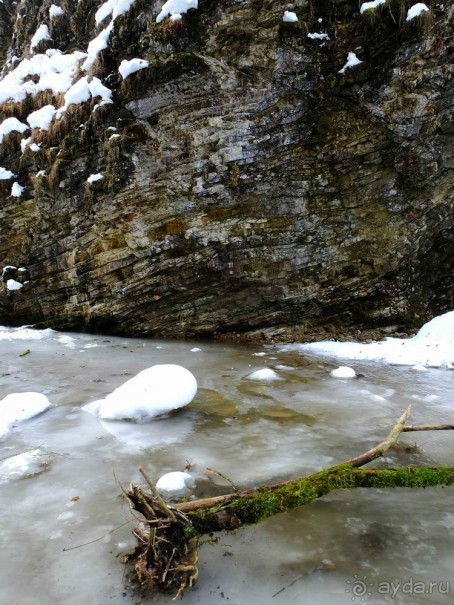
top-left (0, 1), bottom-right (453, 339)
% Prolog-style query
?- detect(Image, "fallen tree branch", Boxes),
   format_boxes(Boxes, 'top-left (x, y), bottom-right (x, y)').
top-left (403, 424), bottom-right (454, 432)
top-left (124, 406), bottom-right (453, 597)
top-left (345, 404), bottom-right (411, 468)
top-left (174, 404), bottom-right (413, 514)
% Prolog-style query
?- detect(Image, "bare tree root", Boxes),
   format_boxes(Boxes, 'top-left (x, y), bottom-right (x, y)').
top-left (125, 483), bottom-right (199, 599)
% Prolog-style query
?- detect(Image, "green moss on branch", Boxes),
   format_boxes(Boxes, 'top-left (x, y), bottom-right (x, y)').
top-left (189, 466), bottom-right (454, 533)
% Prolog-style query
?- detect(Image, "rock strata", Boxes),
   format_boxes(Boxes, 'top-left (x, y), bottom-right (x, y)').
top-left (0, 1), bottom-right (453, 338)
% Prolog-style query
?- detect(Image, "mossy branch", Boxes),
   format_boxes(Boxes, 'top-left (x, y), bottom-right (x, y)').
top-left (125, 406), bottom-right (453, 597)
top-left (185, 465), bottom-right (454, 534)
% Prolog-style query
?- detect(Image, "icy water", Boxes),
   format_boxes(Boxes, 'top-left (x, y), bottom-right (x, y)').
top-left (0, 329), bottom-right (452, 605)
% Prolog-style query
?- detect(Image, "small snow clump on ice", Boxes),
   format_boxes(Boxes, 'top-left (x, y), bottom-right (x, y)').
top-left (0, 393), bottom-right (52, 438)
top-left (330, 366), bottom-right (356, 379)
top-left (156, 471), bottom-right (194, 498)
top-left (247, 368), bottom-right (282, 381)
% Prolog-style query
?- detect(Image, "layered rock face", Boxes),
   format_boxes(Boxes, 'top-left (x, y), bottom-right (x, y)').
top-left (0, 0), bottom-right (453, 338)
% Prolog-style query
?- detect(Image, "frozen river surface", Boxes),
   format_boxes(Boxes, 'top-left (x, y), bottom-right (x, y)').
top-left (0, 327), bottom-right (452, 605)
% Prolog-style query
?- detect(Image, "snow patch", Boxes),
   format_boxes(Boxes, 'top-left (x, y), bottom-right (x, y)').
top-left (0, 50), bottom-right (86, 104)
top-left (0, 393), bottom-right (52, 438)
top-left (330, 366), bottom-right (356, 379)
top-left (0, 167), bottom-right (16, 180)
top-left (95, 0), bottom-right (136, 26)
top-left (27, 104), bottom-right (56, 130)
top-left (307, 32), bottom-right (329, 40)
top-left (360, 0), bottom-right (386, 14)
top-left (20, 137), bottom-right (32, 153)
top-left (0, 326), bottom-right (54, 341)
top-left (49, 4), bottom-right (64, 18)
top-left (82, 21), bottom-right (114, 71)
top-left (83, 364), bottom-right (197, 421)
top-left (156, 0), bottom-right (198, 23)
top-left (283, 11), bottom-right (298, 23)
top-left (11, 182), bottom-right (25, 197)
top-left (30, 25), bottom-right (52, 52)
top-left (339, 52), bottom-right (363, 74)
top-left (57, 335), bottom-right (76, 348)
top-left (0, 448), bottom-right (52, 484)
top-left (156, 471), bottom-right (194, 498)
top-left (118, 58), bottom-right (149, 79)
top-left (6, 279), bottom-right (23, 291)
top-left (0, 117), bottom-right (29, 144)
top-left (406, 3), bottom-right (429, 21)
top-left (87, 173), bottom-right (104, 184)
top-left (88, 77), bottom-right (113, 103)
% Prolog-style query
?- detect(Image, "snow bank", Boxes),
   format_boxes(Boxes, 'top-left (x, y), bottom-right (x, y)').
top-left (0, 326), bottom-right (54, 341)
top-left (247, 368), bottom-right (282, 381)
top-left (283, 11), bottom-right (298, 23)
top-left (118, 58), bottom-right (149, 79)
top-left (338, 52), bottom-right (363, 74)
top-left (156, 0), bottom-right (198, 23)
top-left (156, 471), bottom-right (194, 498)
top-left (83, 364), bottom-right (197, 421)
top-left (406, 3), bottom-right (429, 21)
top-left (0, 393), bottom-right (52, 438)
top-left (280, 311), bottom-right (454, 369)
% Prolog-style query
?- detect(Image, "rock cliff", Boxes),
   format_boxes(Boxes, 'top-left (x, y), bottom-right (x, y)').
top-left (0, 0), bottom-right (453, 339)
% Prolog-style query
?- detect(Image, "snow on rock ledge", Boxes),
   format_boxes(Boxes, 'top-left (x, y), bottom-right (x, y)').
top-left (83, 364), bottom-right (197, 421)
top-left (338, 52), bottom-right (363, 74)
top-left (283, 11), bottom-right (298, 23)
top-left (119, 58), bottom-right (149, 79)
top-left (407, 3), bottom-right (429, 22)
top-left (156, 0), bottom-right (198, 24)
